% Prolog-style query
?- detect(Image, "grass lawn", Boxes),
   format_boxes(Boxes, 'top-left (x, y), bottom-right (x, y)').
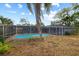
top-left (2, 35), bottom-right (79, 56)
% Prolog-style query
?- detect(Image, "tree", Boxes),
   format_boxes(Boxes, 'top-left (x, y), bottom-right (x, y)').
top-left (26, 3), bottom-right (52, 34)
top-left (54, 3), bottom-right (79, 34)
top-left (0, 16), bottom-right (13, 43)
top-left (72, 3), bottom-right (79, 27)
top-left (20, 18), bottom-right (30, 26)
top-left (0, 16), bottom-right (13, 25)
top-left (55, 7), bottom-right (76, 26)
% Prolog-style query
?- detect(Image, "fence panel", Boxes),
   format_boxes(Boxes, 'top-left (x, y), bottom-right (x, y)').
top-left (0, 25), bottom-right (78, 38)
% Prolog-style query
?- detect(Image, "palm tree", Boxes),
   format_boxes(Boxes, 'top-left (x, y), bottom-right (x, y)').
top-left (26, 3), bottom-right (52, 34)
top-left (0, 16), bottom-right (4, 24)
top-left (0, 16), bottom-right (13, 25)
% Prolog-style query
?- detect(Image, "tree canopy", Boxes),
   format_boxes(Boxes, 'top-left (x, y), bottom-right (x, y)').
top-left (0, 16), bottom-right (13, 25)
top-left (54, 3), bottom-right (79, 27)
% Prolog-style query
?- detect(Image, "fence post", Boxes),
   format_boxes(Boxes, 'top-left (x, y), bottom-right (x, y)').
top-left (58, 26), bottom-right (61, 35)
top-left (3, 25), bottom-right (4, 38)
top-left (16, 26), bottom-right (17, 34)
top-left (49, 26), bottom-right (50, 34)
top-left (30, 25), bottom-right (31, 34)
top-left (56, 27), bottom-right (57, 35)
top-left (62, 26), bottom-right (63, 35)
top-left (2, 25), bottom-right (5, 43)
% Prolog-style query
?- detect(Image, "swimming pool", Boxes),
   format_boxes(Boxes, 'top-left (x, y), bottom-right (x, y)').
top-left (15, 34), bottom-right (49, 39)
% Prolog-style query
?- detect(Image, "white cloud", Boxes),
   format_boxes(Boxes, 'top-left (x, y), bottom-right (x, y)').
top-left (5, 4), bottom-right (11, 8)
top-left (41, 4), bottom-right (45, 11)
top-left (44, 10), bottom-right (57, 21)
top-left (7, 11), bottom-right (16, 13)
top-left (49, 11), bottom-right (57, 17)
top-left (21, 12), bottom-right (25, 15)
top-left (44, 14), bottom-right (48, 17)
top-left (21, 12), bottom-right (32, 16)
top-left (29, 12), bottom-right (32, 15)
top-left (52, 3), bottom-right (60, 7)
top-left (18, 4), bottom-right (23, 8)
top-left (41, 7), bottom-right (44, 11)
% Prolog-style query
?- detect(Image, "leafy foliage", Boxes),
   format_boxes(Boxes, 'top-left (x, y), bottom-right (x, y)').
top-left (55, 4), bottom-right (79, 27)
top-left (0, 16), bottom-right (13, 25)
top-left (54, 3), bottom-right (79, 34)
top-left (0, 42), bottom-right (10, 54)
top-left (20, 18), bottom-right (30, 26)
top-left (64, 31), bottom-right (71, 35)
top-left (0, 36), bottom-right (4, 43)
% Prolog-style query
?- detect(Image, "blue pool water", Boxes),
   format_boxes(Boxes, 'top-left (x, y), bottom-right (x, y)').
top-left (15, 34), bottom-right (49, 39)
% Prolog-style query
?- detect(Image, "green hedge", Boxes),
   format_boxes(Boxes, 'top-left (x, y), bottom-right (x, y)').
top-left (0, 42), bottom-right (10, 54)
top-left (0, 36), bottom-right (4, 43)
top-left (64, 31), bottom-right (72, 35)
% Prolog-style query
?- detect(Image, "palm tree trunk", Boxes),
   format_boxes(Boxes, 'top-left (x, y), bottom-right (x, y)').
top-left (35, 4), bottom-right (41, 34)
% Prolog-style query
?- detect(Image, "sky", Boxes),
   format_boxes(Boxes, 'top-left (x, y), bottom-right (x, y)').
top-left (0, 3), bottom-right (72, 25)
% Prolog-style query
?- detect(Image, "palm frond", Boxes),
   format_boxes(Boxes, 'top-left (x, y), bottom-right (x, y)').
top-left (26, 3), bottom-right (33, 14)
top-left (40, 9), bottom-right (44, 20)
top-left (44, 3), bottom-right (52, 15)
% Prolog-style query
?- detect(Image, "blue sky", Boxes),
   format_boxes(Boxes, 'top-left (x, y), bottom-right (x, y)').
top-left (0, 3), bottom-right (72, 25)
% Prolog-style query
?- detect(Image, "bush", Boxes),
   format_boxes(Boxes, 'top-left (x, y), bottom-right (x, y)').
top-left (0, 36), bottom-right (4, 43)
top-left (64, 31), bottom-right (71, 35)
top-left (73, 28), bottom-right (79, 35)
top-left (0, 30), bottom-right (3, 35)
top-left (0, 42), bottom-right (10, 54)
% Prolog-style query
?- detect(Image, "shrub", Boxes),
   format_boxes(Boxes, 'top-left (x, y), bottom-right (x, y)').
top-left (0, 36), bottom-right (4, 43)
top-left (64, 31), bottom-right (71, 35)
top-left (0, 30), bottom-right (3, 35)
top-left (73, 27), bottom-right (79, 35)
top-left (0, 42), bottom-right (10, 54)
